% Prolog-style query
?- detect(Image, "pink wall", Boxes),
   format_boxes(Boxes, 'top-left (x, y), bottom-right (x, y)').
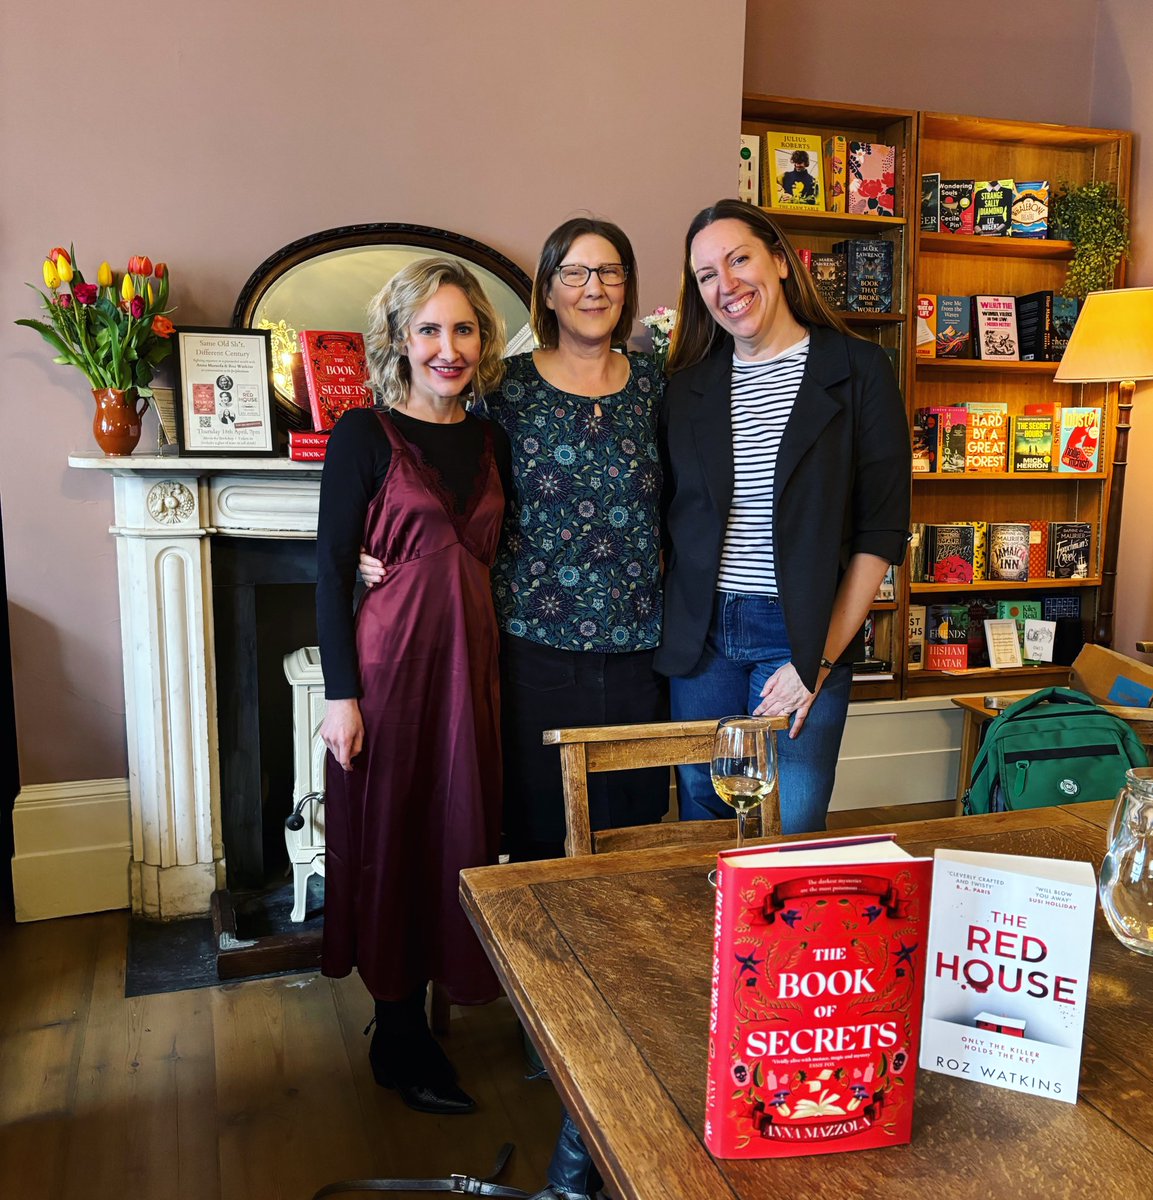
top-left (0, 2), bottom-right (747, 784)
top-left (743, 0), bottom-right (1101, 125)
top-left (1091, 0), bottom-right (1153, 661)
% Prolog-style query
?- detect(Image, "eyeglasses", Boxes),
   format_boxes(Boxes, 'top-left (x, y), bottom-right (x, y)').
top-left (554, 263), bottom-right (629, 287)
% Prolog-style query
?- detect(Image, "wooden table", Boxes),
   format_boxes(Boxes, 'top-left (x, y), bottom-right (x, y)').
top-left (461, 805), bottom-right (1153, 1200)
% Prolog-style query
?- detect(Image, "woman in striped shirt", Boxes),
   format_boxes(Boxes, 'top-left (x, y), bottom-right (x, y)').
top-left (656, 200), bottom-right (911, 832)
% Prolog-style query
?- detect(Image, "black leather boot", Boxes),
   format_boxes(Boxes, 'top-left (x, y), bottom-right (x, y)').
top-left (546, 1110), bottom-right (603, 1199)
top-left (366, 986), bottom-right (476, 1115)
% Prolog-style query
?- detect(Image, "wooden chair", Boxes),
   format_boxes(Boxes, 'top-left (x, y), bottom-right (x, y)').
top-left (543, 717), bottom-right (788, 856)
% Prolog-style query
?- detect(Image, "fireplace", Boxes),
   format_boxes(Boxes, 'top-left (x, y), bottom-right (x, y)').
top-left (69, 452), bottom-right (323, 918)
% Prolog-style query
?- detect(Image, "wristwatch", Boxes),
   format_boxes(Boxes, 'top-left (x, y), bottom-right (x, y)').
top-left (819, 656), bottom-right (836, 671)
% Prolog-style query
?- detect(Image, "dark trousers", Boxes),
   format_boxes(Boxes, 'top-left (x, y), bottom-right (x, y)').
top-left (500, 634), bottom-right (669, 858)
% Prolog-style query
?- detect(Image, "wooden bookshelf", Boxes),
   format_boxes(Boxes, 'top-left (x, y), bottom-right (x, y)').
top-left (910, 109), bottom-right (1131, 697)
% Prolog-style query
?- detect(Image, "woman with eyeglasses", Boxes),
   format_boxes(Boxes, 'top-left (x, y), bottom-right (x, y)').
top-left (657, 199), bottom-right (911, 833)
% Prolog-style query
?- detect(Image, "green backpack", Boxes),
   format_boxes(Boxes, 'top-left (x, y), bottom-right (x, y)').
top-left (963, 686), bottom-right (1148, 815)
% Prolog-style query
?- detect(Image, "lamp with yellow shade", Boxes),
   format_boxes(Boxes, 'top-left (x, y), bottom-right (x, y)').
top-left (1054, 287), bottom-right (1153, 647)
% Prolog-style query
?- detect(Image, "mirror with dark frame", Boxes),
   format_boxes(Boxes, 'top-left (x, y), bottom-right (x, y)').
top-left (231, 223), bottom-right (534, 428)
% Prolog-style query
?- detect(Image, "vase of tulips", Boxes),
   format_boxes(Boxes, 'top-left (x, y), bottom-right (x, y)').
top-left (17, 248), bottom-right (175, 455)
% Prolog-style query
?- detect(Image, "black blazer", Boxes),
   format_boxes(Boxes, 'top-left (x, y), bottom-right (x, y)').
top-left (654, 325), bottom-right (911, 689)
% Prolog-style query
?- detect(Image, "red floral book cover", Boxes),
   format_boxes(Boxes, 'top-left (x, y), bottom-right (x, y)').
top-left (705, 835), bottom-right (933, 1159)
top-left (298, 330), bottom-right (374, 431)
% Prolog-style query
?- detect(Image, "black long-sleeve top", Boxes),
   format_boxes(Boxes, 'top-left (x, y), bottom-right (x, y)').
top-left (316, 407), bottom-right (512, 699)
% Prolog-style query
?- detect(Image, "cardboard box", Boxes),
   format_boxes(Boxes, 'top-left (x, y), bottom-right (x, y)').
top-left (1071, 644), bottom-right (1153, 708)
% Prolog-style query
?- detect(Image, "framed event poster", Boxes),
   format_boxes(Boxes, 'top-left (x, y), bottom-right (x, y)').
top-left (172, 327), bottom-right (278, 456)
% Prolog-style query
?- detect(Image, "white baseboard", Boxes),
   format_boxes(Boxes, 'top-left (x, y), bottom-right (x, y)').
top-left (830, 697), bottom-right (964, 811)
top-left (11, 778), bottom-right (131, 922)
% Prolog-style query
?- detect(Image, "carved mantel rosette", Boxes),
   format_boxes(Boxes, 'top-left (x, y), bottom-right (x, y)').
top-left (146, 480), bottom-right (196, 525)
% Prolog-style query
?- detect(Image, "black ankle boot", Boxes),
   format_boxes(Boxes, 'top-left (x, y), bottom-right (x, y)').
top-left (365, 990), bottom-right (476, 1115)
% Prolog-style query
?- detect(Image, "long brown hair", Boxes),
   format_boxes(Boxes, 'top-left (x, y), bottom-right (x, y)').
top-left (666, 199), bottom-right (855, 373)
top-left (530, 216), bottom-right (639, 350)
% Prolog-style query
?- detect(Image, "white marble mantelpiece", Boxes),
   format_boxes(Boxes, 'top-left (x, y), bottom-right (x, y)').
top-left (69, 452), bottom-right (323, 917)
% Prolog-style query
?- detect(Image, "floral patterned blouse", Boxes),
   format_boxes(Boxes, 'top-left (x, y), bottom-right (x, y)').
top-left (485, 351), bottom-right (664, 653)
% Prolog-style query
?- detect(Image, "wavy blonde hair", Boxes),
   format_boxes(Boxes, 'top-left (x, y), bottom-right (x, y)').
top-left (365, 257), bottom-right (507, 410)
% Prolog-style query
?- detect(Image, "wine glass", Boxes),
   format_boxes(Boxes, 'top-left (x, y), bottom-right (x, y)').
top-left (711, 716), bottom-right (779, 848)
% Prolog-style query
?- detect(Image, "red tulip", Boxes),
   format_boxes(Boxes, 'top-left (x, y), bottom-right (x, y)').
top-left (153, 261), bottom-right (167, 279)
top-left (130, 295), bottom-right (145, 319)
top-left (127, 255), bottom-right (153, 276)
top-left (49, 247), bottom-right (71, 267)
top-left (57, 293), bottom-right (73, 309)
top-left (74, 282), bottom-right (99, 305)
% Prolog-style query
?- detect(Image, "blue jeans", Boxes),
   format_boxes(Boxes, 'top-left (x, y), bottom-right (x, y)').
top-left (669, 591), bottom-right (852, 834)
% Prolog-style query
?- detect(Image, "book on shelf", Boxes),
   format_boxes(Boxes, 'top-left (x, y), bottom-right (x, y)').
top-left (1051, 296), bottom-right (1080, 360)
top-left (966, 596), bottom-right (999, 669)
top-left (919, 848), bottom-right (1095, 1104)
top-left (861, 612), bottom-right (876, 661)
top-left (287, 428), bottom-right (331, 462)
top-left (965, 402), bottom-right (1009, 472)
top-left (797, 248), bottom-right (812, 270)
top-left (913, 406), bottom-right (967, 473)
top-left (810, 253), bottom-right (847, 311)
top-left (823, 135), bottom-right (847, 214)
top-left (738, 134), bottom-right (760, 205)
top-left (972, 180), bottom-right (1015, 236)
top-left (831, 239), bottom-right (894, 313)
top-left (916, 295), bottom-right (937, 359)
top-left (907, 604), bottom-right (926, 671)
top-left (926, 604), bottom-right (969, 670)
top-left (935, 295), bottom-right (971, 358)
top-left (1011, 181), bottom-right (1049, 238)
top-left (909, 523), bottom-right (928, 583)
top-left (1057, 407), bottom-right (1101, 473)
top-left (1023, 618), bottom-right (1057, 662)
top-left (764, 131), bottom-right (824, 211)
top-left (939, 179), bottom-right (975, 235)
top-left (875, 564), bottom-right (896, 601)
top-left (929, 523), bottom-right (976, 584)
top-left (984, 617), bottom-right (1024, 668)
top-left (921, 173), bottom-right (940, 232)
top-left (912, 411), bottom-right (936, 473)
top-left (297, 330), bottom-right (374, 431)
top-left (971, 296), bottom-right (1020, 361)
top-left (1028, 520), bottom-right (1050, 581)
top-left (1011, 414), bottom-right (1054, 473)
top-left (1041, 593), bottom-right (1081, 622)
top-left (996, 599), bottom-right (1042, 647)
top-left (705, 834), bottom-right (932, 1158)
top-left (1048, 522), bottom-right (1092, 579)
top-left (846, 141), bottom-right (896, 217)
top-left (987, 523), bottom-right (1031, 582)
top-left (1016, 290), bottom-right (1055, 362)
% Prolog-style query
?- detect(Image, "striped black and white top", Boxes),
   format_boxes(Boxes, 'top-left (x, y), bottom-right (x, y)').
top-left (716, 335), bottom-right (810, 595)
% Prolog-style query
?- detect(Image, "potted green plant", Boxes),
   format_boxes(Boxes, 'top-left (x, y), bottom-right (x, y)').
top-left (1050, 181), bottom-right (1130, 299)
top-left (17, 248), bottom-right (174, 455)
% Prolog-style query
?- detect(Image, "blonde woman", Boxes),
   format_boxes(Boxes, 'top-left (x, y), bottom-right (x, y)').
top-left (315, 257), bottom-right (512, 1115)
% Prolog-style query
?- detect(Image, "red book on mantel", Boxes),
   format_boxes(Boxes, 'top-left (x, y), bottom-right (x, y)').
top-left (298, 330), bottom-right (374, 431)
top-left (288, 429), bottom-right (330, 462)
top-left (705, 834), bottom-right (932, 1159)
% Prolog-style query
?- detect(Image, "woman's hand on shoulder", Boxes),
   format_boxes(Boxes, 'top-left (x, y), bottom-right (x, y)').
top-left (321, 698), bottom-right (364, 771)
top-left (358, 545), bottom-right (386, 587)
top-left (753, 662), bottom-right (817, 738)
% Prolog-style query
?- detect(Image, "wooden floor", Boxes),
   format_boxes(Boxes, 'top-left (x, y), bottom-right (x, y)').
top-left (0, 800), bottom-right (953, 1200)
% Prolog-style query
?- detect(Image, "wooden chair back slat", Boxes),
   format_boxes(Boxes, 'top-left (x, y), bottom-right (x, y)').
top-left (547, 717), bottom-right (788, 857)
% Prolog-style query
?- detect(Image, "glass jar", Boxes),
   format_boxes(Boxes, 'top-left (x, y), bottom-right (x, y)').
top-left (1099, 766), bottom-right (1153, 955)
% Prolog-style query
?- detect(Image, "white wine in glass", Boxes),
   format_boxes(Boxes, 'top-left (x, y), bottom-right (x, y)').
top-left (711, 716), bottom-right (779, 848)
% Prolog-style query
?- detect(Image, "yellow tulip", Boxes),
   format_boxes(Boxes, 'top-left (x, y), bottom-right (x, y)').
top-left (43, 259), bottom-right (61, 290)
top-left (121, 274), bottom-right (135, 303)
top-left (56, 256), bottom-right (74, 284)
top-left (97, 261), bottom-right (113, 288)
top-left (147, 282), bottom-right (155, 305)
